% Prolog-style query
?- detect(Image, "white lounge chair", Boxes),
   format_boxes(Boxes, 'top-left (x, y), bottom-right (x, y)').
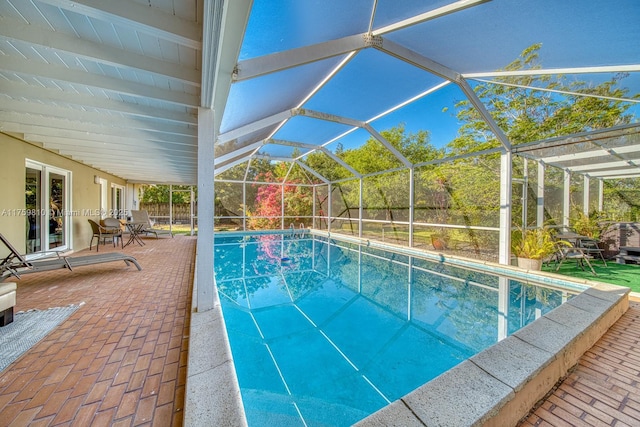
top-left (0, 233), bottom-right (142, 282)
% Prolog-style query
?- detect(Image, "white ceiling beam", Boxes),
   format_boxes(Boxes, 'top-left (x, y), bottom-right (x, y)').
top-left (252, 154), bottom-right (294, 163)
top-left (268, 139), bottom-right (318, 151)
top-left (472, 78), bottom-right (640, 104)
top-left (376, 38), bottom-right (461, 82)
top-left (540, 144), bottom-right (640, 163)
top-left (363, 123), bottom-right (411, 167)
top-left (586, 168), bottom-right (640, 178)
top-left (201, 0), bottom-right (225, 108)
top-left (215, 140), bottom-right (265, 165)
top-left (26, 146), bottom-right (194, 178)
top-left (217, 109), bottom-right (294, 143)
top-left (57, 155), bottom-right (194, 170)
top-left (63, 154), bottom-right (194, 167)
top-left (52, 154), bottom-right (195, 172)
top-left (540, 150), bottom-right (608, 163)
top-left (1, 113), bottom-right (196, 146)
top-left (234, 34), bottom-right (366, 81)
top-left (318, 148), bottom-right (361, 178)
top-left (372, 0), bottom-right (490, 35)
top-left (27, 136), bottom-right (196, 157)
top-left (1, 99), bottom-right (196, 137)
top-left (377, 37), bottom-right (512, 150)
top-left (464, 65), bottom-right (640, 79)
top-left (14, 136), bottom-right (193, 161)
top-left (0, 81), bottom-right (197, 125)
top-left (35, 0), bottom-right (201, 49)
top-left (207, 0), bottom-right (252, 131)
top-left (0, 17), bottom-right (199, 86)
top-left (567, 160), bottom-right (633, 172)
top-left (295, 160), bottom-right (329, 184)
top-left (1, 56), bottom-right (199, 107)
top-left (298, 109), bottom-right (364, 128)
top-left (215, 154), bottom-right (254, 175)
top-left (83, 161), bottom-right (195, 171)
top-left (601, 174), bottom-right (640, 180)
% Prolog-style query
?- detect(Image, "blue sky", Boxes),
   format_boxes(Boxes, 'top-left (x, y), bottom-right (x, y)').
top-left (232, 0), bottom-right (640, 152)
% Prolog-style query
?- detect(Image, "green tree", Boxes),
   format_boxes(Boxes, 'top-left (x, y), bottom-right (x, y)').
top-left (445, 43), bottom-right (636, 231)
top-left (448, 44), bottom-right (635, 155)
top-left (139, 185), bottom-right (191, 203)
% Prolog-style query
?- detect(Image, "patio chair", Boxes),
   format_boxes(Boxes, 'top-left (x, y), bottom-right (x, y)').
top-left (554, 243), bottom-right (597, 276)
top-left (577, 237), bottom-right (607, 266)
top-left (102, 217), bottom-right (124, 249)
top-left (88, 219), bottom-right (122, 251)
top-left (0, 232), bottom-right (142, 282)
top-left (130, 210), bottom-right (173, 239)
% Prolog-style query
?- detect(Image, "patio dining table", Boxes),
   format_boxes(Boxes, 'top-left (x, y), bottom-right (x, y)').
top-left (124, 221), bottom-right (146, 248)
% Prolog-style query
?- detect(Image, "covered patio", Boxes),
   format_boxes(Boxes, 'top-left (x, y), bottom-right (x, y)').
top-left (0, 235), bottom-right (195, 425)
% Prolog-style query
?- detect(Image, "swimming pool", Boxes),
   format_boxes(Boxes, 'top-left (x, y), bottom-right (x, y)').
top-left (214, 232), bottom-right (581, 426)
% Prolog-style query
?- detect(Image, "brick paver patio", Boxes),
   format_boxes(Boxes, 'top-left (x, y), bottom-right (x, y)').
top-left (520, 301), bottom-right (640, 426)
top-left (0, 235), bottom-right (194, 426)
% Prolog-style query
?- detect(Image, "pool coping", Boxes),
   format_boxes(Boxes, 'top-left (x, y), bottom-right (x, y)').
top-left (183, 230), bottom-right (631, 427)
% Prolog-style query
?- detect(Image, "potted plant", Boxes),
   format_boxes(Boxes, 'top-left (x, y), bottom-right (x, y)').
top-left (511, 227), bottom-right (562, 270)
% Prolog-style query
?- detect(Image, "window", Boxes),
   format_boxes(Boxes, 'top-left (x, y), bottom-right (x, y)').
top-left (111, 184), bottom-right (126, 219)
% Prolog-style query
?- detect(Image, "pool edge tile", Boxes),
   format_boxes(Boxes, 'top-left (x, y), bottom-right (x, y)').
top-left (185, 264), bottom-right (248, 427)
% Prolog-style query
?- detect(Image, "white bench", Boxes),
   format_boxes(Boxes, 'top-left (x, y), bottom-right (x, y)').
top-left (0, 282), bottom-right (16, 326)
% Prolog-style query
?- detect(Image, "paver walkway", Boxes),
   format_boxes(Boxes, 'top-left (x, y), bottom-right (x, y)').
top-left (520, 301), bottom-right (640, 426)
top-left (0, 235), bottom-right (195, 426)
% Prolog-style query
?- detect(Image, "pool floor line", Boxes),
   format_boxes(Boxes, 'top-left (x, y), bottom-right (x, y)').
top-left (291, 301), bottom-right (393, 404)
top-left (263, 340), bottom-right (294, 397)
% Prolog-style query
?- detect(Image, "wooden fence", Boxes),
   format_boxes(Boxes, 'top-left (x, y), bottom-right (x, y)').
top-left (139, 203), bottom-right (194, 224)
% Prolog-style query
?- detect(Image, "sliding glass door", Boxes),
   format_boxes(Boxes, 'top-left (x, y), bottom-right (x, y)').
top-left (25, 161), bottom-right (71, 254)
top-left (25, 167), bottom-right (42, 253)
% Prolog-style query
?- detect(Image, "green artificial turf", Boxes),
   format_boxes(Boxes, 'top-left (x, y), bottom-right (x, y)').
top-left (542, 260), bottom-right (640, 293)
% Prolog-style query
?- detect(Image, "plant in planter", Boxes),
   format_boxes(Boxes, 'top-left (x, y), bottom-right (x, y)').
top-left (511, 227), bottom-right (563, 270)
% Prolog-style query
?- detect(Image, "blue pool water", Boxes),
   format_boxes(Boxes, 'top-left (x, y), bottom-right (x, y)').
top-left (214, 233), bottom-right (578, 426)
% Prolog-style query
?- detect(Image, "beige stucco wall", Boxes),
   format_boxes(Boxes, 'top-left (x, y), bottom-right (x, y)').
top-left (0, 133), bottom-right (128, 256)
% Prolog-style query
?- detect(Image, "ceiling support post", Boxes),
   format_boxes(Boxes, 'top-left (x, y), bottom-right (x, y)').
top-left (563, 170), bottom-right (571, 230)
top-left (409, 167), bottom-right (415, 248)
top-left (499, 149), bottom-right (513, 265)
top-left (537, 161), bottom-right (545, 228)
top-left (599, 179), bottom-right (604, 212)
top-left (359, 178), bottom-right (364, 238)
top-left (583, 175), bottom-right (590, 215)
top-left (328, 183), bottom-right (332, 233)
top-left (196, 107), bottom-right (215, 312)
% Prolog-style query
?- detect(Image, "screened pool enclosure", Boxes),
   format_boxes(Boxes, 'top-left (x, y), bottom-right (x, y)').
top-left (213, 124), bottom-right (640, 264)
top-left (205, 0), bottom-right (640, 269)
top-left (1, 0), bottom-right (638, 301)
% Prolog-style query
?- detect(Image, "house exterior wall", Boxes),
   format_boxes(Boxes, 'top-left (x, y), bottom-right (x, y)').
top-left (0, 133), bottom-right (127, 255)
